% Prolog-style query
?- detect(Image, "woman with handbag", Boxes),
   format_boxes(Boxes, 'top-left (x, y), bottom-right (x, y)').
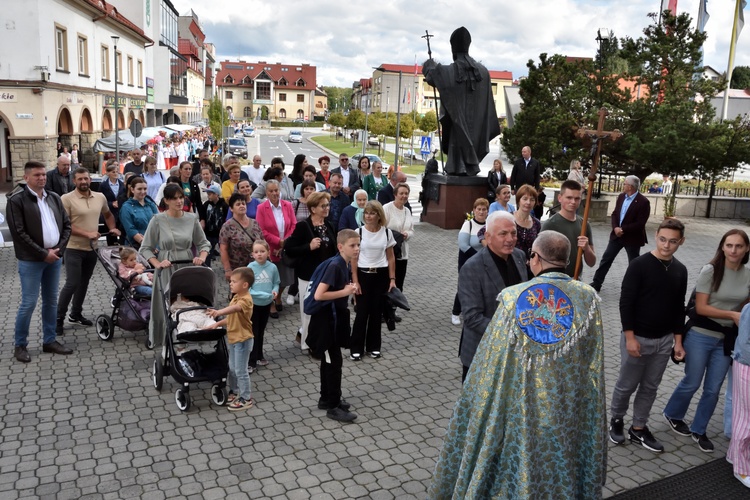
top-left (283, 192), bottom-right (337, 352)
top-left (350, 200), bottom-right (397, 361)
top-left (255, 180), bottom-right (297, 318)
top-left (383, 183), bottom-right (415, 322)
top-left (219, 193), bottom-right (264, 282)
top-left (663, 229), bottom-right (750, 453)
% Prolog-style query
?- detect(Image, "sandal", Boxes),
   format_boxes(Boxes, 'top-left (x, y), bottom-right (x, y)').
top-left (227, 392), bottom-right (238, 404)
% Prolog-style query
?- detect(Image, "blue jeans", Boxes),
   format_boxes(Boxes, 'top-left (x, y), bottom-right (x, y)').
top-left (134, 285), bottom-right (153, 296)
top-left (15, 259), bottom-right (62, 346)
top-left (664, 329), bottom-right (732, 435)
top-left (228, 338), bottom-right (253, 401)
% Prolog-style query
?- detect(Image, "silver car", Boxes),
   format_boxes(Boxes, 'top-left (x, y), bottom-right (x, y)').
top-left (288, 131), bottom-right (303, 143)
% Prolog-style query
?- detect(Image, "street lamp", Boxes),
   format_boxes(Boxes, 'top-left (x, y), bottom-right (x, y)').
top-left (111, 35), bottom-right (120, 167)
top-left (362, 90), bottom-right (382, 156)
top-left (594, 28), bottom-right (610, 197)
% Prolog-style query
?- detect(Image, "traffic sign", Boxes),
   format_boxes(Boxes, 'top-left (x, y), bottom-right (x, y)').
top-left (420, 136), bottom-right (432, 154)
top-left (129, 119), bottom-right (143, 138)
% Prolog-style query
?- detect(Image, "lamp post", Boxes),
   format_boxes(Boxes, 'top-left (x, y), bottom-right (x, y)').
top-left (362, 90), bottom-right (381, 156)
top-left (111, 35), bottom-right (120, 167)
top-left (594, 28), bottom-right (609, 197)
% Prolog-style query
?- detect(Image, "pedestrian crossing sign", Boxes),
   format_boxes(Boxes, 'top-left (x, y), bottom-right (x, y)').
top-left (420, 136), bottom-right (431, 154)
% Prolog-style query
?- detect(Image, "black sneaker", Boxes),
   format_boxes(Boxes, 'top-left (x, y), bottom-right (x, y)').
top-left (609, 417), bottom-right (626, 445)
top-left (628, 426), bottom-right (664, 453)
top-left (349, 353), bottom-right (362, 361)
top-left (68, 314), bottom-right (93, 326)
top-left (692, 432), bottom-right (715, 453)
top-left (317, 399), bottom-right (351, 411)
top-left (326, 407), bottom-right (357, 422)
top-left (663, 413), bottom-right (691, 436)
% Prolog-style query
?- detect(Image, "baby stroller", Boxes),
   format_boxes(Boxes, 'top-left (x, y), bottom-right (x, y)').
top-left (152, 264), bottom-right (229, 412)
top-left (93, 245), bottom-right (152, 341)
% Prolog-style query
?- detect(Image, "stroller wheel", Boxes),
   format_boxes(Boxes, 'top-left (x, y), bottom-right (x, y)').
top-left (153, 356), bottom-right (164, 391)
top-left (175, 388), bottom-right (191, 412)
top-left (146, 338), bottom-right (154, 350)
top-left (95, 315), bottom-right (114, 341)
top-left (211, 384), bottom-right (227, 406)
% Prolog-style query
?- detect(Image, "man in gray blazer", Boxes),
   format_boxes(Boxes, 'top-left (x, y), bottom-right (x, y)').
top-left (457, 211), bottom-right (528, 381)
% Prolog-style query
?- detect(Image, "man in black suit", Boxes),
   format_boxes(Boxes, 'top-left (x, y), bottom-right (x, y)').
top-left (331, 153), bottom-right (360, 196)
top-left (510, 146), bottom-right (541, 193)
top-left (590, 175), bottom-right (650, 292)
top-left (377, 171), bottom-right (411, 212)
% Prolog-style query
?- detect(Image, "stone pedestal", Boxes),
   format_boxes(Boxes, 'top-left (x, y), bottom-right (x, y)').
top-left (79, 132), bottom-right (100, 172)
top-left (420, 174), bottom-right (488, 229)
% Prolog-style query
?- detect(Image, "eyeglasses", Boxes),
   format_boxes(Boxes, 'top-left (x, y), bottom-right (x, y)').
top-left (319, 204), bottom-right (330, 209)
top-left (529, 250), bottom-right (565, 267)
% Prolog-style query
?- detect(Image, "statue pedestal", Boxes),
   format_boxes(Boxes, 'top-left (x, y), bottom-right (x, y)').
top-left (420, 174), bottom-right (488, 229)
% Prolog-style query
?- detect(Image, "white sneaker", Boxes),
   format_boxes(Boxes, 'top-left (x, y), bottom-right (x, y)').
top-left (735, 472), bottom-right (750, 488)
top-left (286, 295), bottom-right (295, 306)
top-left (451, 314), bottom-right (461, 326)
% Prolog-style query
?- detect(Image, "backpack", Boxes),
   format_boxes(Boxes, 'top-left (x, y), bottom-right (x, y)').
top-left (303, 255), bottom-right (341, 315)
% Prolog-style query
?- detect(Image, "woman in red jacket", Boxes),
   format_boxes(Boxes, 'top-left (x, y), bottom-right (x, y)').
top-left (255, 179), bottom-right (297, 317)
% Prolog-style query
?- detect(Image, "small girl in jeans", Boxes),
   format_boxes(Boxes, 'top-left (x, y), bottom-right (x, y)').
top-left (248, 240), bottom-right (280, 372)
top-left (118, 247), bottom-right (153, 295)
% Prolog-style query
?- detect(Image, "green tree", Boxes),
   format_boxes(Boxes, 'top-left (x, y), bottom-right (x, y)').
top-left (346, 109), bottom-right (365, 130)
top-left (327, 112), bottom-right (346, 140)
top-left (420, 110), bottom-right (438, 133)
top-left (613, 12), bottom-right (724, 180)
top-left (730, 66), bottom-right (750, 89)
top-left (501, 53), bottom-right (626, 177)
top-left (207, 95), bottom-right (229, 139)
top-left (398, 115), bottom-right (416, 139)
top-left (323, 86), bottom-right (353, 113)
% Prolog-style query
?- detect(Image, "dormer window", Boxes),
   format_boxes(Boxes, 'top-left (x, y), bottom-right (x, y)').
top-left (278, 78), bottom-right (287, 86)
top-left (296, 78), bottom-right (306, 87)
top-left (242, 75), bottom-right (252, 84)
top-left (224, 75), bottom-right (234, 84)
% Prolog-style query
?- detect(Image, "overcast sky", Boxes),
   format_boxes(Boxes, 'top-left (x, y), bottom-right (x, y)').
top-left (172, 0), bottom-right (748, 87)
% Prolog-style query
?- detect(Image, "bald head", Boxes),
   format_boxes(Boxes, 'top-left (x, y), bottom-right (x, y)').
top-left (57, 155), bottom-right (71, 175)
top-left (391, 171), bottom-right (407, 186)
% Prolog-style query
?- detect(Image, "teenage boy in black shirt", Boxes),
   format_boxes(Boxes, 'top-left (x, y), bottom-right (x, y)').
top-left (609, 218), bottom-right (688, 453)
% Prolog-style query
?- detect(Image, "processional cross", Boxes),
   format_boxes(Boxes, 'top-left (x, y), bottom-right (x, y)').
top-left (573, 107), bottom-right (623, 280)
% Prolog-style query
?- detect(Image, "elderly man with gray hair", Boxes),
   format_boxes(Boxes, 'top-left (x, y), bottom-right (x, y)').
top-left (590, 175), bottom-right (650, 292)
top-left (456, 211), bottom-right (528, 381)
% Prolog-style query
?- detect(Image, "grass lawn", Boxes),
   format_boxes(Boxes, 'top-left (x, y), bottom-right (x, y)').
top-left (310, 134), bottom-right (426, 176)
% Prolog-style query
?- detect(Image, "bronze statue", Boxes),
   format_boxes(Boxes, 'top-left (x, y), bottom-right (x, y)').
top-left (422, 27), bottom-right (501, 176)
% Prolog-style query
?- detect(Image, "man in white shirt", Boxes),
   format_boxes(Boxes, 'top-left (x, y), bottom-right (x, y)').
top-left (331, 153), bottom-right (360, 196)
top-left (244, 155), bottom-right (267, 187)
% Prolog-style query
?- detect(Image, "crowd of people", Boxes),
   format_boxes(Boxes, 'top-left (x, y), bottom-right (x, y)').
top-left (12, 138), bottom-right (750, 493)
top-left (9, 148), bottom-right (415, 422)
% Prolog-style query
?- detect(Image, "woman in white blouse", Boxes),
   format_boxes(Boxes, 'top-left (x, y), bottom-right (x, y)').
top-left (350, 201), bottom-right (396, 361)
top-left (383, 183), bottom-right (415, 323)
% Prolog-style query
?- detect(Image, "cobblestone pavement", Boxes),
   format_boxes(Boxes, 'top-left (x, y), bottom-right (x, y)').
top-left (0, 214), bottom-right (743, 499)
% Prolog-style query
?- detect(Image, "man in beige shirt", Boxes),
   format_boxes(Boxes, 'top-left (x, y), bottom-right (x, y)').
top-left (57, 168), bottom-right (120, 335)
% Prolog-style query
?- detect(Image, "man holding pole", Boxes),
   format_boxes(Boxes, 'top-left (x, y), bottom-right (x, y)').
top-left (540, 180), bottom-right (596, 278)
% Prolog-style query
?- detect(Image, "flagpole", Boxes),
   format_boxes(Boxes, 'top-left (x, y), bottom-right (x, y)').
top-left (722, 0), bottom-right (744, 121)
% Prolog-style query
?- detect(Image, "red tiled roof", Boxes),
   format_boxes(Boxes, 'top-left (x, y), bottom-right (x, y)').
top-left (216, 60), bottom-right (317, 91)
top-left (82, 0), bottom-right (151, 42)
top-left (377, 63), bottom-right (512, 81)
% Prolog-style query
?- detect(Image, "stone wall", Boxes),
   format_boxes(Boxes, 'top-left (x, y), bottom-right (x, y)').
top-left (597, 191), bottom-right (750, 221)
top-left (79, 132), bottom-right (100, 172)
top-left (9, 138), bottom-right (55, 183)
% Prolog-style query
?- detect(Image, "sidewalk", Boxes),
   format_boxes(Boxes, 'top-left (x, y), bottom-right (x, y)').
top-left (0, 213), bottom-right (741, 498)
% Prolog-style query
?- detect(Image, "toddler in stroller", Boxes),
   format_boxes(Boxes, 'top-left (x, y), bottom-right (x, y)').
top-left (118, 247), bottom-right (154, 296)
top-left (93, 245), bottom-right (152, 341)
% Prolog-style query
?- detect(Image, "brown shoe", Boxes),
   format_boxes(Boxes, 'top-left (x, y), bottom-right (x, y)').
top-left (42, 341), bottom-right (73, 355)
top-left (14, 346), bottom-right (31, 363)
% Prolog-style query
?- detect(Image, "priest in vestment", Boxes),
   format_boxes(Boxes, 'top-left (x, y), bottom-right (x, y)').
top-left (429, 230), bottom-right (607, 499)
